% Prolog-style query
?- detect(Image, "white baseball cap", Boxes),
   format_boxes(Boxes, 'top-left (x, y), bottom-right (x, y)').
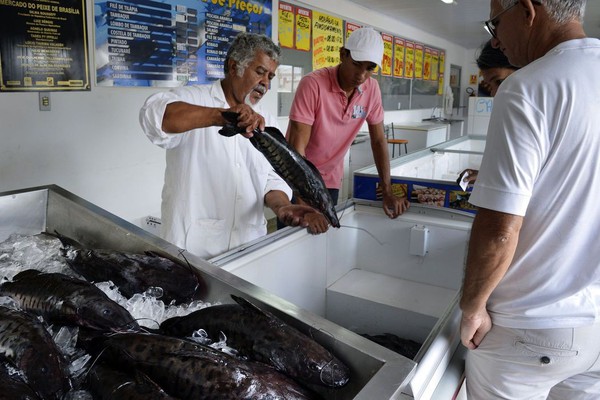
top-left (344, 27), bottom-right (384, 67)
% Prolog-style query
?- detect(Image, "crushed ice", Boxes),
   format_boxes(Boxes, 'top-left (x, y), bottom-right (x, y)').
top-left (0, 232), bottom-right (231, 397)
top-left (0, 233), bottom-right (216, 329)
top-left (189, 329), bottom-right (239, 357)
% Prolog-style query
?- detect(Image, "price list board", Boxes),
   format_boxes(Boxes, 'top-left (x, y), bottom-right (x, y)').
top-left (0, 0), bottom-right (89, 92)
top-left (94, 0), bottom-right (272, 87)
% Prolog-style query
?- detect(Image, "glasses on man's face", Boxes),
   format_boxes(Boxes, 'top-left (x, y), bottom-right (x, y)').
top-left (484, 1), bottom-right (519, 38)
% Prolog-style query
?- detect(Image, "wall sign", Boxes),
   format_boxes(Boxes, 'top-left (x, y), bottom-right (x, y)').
top-left (0, 0), bottom-right (90, 92)
top-left (94, 0), bottom-right (272, 87)
top-left (312, 11), bottom-right (342, 70)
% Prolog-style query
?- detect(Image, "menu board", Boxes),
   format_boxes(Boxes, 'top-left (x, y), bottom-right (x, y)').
top-left (0, 0), bottom-right (89, 92)
top-left (95, 0), bottom-right (272, 87)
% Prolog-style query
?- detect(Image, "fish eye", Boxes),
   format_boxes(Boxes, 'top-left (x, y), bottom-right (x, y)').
top-left (102, 308), bottom-right (113, 316)
top-left (307, 360), bottom-right (320, 372)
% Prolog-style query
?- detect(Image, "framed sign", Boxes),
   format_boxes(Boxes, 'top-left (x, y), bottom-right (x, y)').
top-left (0, 0), bottom-right (90, 92)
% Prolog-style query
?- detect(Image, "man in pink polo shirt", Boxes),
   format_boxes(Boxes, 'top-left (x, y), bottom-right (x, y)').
top-left (287, 27), bottom-right (410, 233)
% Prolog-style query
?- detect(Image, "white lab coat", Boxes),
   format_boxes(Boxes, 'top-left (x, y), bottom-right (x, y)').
top-left (139, 80), bottom-right (291, 259)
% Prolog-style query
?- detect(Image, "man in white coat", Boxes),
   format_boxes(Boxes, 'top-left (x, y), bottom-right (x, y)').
top-left (140, 33), bottom-right (318, 258)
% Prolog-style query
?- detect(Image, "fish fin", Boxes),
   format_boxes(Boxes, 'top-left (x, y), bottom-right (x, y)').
top-left (11, 269), bottom-right (43, 281)
top-left (230, 294), bottom-right (270, 318)
top-left (221, 111), bottom-right (239, 125)
top-left (51, 230), bottom-right (81, 247)
top-left (218, 111), bottom-right (242, 137)
top-left (262, 126), bottom-right (326, 183)
top-left (142, 250), bottom-right (160, 258)
top-left (218, 125), bottom-right (239, 137)
top-left (302, 156), bottom-right (325, 178)
top-left (262, 126), bottom-right (288, 143)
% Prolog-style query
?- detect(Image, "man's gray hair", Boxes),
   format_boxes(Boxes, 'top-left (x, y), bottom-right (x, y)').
top-left (499, 0), bottom-right (586, 24)
top-left (224, 32), bottom-right (281, 77)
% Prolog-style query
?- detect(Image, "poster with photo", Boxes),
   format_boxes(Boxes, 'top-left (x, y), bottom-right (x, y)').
top-left (410, 184), bottom-right (446, 207)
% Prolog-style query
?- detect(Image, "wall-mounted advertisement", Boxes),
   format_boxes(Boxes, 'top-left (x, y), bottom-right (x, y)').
top-left (0, 0), bottom-right (90, 92)
top-left (94, 0), bottom-right (272, 87)
top-left (414, 43), bottom-right (424, 79)
top-left (312, 11), bottom-right (342, 70)
top-left (381, 33), bottom-right (392, 77)
top-left (278, 2), bottom-right (294, 49)
top-left (294, 6), bottom-right (310, 51)
top-left (393, 37), bottom-right (405, 78)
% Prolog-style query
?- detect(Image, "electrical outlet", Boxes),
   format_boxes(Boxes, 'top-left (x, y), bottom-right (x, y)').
top-left (39, 92), bottom-right (51, 111)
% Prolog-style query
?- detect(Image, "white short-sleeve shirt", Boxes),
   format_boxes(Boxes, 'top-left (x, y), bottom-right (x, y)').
top-left (469, 38), bottom-right (600, 329)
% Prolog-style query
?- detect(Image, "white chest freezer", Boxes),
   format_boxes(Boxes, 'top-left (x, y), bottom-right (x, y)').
top-left (211, 200), bottom-right (474, 399)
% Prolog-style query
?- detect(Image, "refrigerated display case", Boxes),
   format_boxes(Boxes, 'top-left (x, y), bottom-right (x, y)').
top-left (353, 135), bottom-right (486, 213)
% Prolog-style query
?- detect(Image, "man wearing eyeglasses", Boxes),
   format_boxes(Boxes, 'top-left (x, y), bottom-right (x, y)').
top-left (459, 1), bottom-right (600, 399)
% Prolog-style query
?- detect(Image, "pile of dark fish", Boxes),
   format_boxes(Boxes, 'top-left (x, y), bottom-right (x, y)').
top-left (360, 333), bottom-right (422, 360)
top-left (0, 232), bottom-right (351, 399)
top-left (219, 111), bottom-right (341, 228)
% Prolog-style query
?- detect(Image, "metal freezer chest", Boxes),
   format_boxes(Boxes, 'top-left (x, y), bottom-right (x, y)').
top-left (1, 186), bottom-right (471, 399)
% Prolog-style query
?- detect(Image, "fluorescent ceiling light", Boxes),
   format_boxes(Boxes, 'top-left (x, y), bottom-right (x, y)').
top-left (441, 0), bottom-right (454, 3)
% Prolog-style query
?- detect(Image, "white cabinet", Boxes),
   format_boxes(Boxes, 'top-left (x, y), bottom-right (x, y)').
top-left (392, 123), bottom-right (449, 154)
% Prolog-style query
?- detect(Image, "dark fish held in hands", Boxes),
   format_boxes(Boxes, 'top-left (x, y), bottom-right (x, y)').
top-left (55, 232), bottom-right (205, 305)
top-left (97, 332), bottom-right (320, 400)
top-left (0, 306), bottom-right (71, 400)
top-left (160, 294), bottom-right (350, 388)
top-left (219, 111), bottom-right (340, 228)
top-left (0, 269), bottom-right (139, 332)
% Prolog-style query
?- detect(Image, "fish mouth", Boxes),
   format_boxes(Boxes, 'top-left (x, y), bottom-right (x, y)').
top-left (319, 360), bottom-right (350, 387)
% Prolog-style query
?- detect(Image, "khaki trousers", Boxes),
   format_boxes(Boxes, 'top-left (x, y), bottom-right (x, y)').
top-left (466, 321), bottom-right (600, 399)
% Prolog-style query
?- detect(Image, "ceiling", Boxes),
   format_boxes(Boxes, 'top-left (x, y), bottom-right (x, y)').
top-left (346, 0), bottom-right (600, 50)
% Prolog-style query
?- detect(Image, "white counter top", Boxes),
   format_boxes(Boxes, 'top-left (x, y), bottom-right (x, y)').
top-left (392, 122), bottom-right (449, 131)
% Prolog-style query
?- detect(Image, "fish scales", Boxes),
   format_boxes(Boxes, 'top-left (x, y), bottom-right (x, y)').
top-left (86, 362), bottom-right (177, 400)
top-left (0, 269), bottom-right (139, 332)
top-left (0, 306), bottom-right (71, 399)
top-left (98, 332), bottom-right (320, 400)
top-left (219, 112), bottom-right (340, 228)
top-left (0, 357), bottom-right (43, 400)
top-left (160, 294), bottom-right (350, 388)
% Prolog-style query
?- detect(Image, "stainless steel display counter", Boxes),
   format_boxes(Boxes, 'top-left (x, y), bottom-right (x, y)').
top-left (0, 185), bottom-right (466, 399)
